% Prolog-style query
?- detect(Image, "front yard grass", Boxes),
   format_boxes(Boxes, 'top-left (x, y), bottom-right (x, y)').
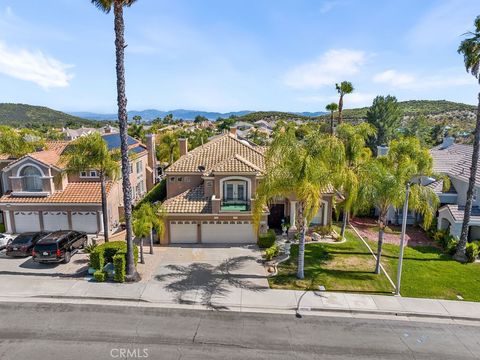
top-left (270, 228), bottom-right (480, 301)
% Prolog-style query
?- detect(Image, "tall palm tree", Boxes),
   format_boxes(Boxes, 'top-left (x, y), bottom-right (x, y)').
top-left (253, 125), bottom-right (344, 279)
top-left (61, 133), bottom-right (120, 242)
top-left (325, 103), bottom-right (338, 135)
top-left (157, 131), bottom-right (179, 165)
top-left (358, 137), bottom-right (439, 274)
top-left (133, 203), bottom-right (166, 263)
top-left (335, 81), bottom-right (354, 124)
top-left (91, 0), bottom-right (138, 280)
top-left (455, 15), bottom-right (480, 262)
top-left (336, 123), bottom-right (376, 238)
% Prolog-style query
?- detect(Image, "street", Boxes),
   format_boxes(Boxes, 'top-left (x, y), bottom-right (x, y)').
top-left (0, 302), bottom-right (479, 359)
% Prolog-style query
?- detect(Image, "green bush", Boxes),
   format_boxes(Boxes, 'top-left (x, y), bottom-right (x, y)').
top-left (135, 179), bottom-right (166, 209)
top-left (258, 229), bottom-right (276, 248)
top-left (264, 244), bottom-right (279, 261)
top-left (113, 254), bottom-right (126, 283)
top-left (0, 223), bottom-right (5, 233)
top-left (83, 243), bottom-right (98, 254)
top-left (313, 225), bottom-right (332, 238)
top-left (89, 249), bottom-right (105, 270)
top-left (93, 270), bottom-right (107, 282)
top-left (445, 236), bottom-right (458, 256)
top-left (466, 242), bottom-right (480, 263)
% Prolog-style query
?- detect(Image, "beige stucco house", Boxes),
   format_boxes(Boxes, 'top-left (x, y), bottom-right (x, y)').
top-left (0, 133), bottom-right (157, 235)
top-left (161, 128), bottom-right (336, 245)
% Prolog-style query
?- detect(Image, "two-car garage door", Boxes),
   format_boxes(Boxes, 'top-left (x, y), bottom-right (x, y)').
top-left (169, 221), bottom-right (256, 244)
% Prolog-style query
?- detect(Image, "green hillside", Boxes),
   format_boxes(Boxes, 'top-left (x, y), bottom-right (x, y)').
top-left (234, 111), bottom-right (309, 123)
top-left (0, 103), bottom-right (105, 129)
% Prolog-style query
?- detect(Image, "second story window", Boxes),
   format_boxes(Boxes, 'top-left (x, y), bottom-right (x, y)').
top-left (136, 161), bottom-right (143, 174)
top-left (129, 163), bottom-right (133, 174)
top-left (80, 170), bottom-right (98, 178)
top-left (20, 166), bottom-right (43, 192)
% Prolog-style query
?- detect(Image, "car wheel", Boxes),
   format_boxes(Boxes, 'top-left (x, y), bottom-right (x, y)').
top-left (63, 252), bottom-right (71, 264)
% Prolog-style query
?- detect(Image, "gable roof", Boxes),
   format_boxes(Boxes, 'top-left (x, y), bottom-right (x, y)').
top-left (430, 143), bottom-right (480, 186)
top-left (2, 141), bottom-right (70, 172)
top-left (166, 133), bottom-right (265, 174)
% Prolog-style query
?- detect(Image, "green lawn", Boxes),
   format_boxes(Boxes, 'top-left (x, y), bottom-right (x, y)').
top-left (270, 228), bottom-right (480, 301)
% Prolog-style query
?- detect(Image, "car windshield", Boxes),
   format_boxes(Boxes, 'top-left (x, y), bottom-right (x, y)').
top-left (11, 235), bottom-right (34, 244)
top-left (34, 243), bottom-right (58, 251)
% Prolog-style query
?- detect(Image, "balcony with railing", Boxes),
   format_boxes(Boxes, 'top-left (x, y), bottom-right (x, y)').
top-left (220, 200), bottom-right (251, 212)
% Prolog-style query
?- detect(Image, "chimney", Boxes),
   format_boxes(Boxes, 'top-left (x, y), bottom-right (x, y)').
top-left (179, 138), bottom-right (188, 156)
top-left (230, 127), bottom-right (237, 137)
top-left (377, 145), bottom-right (389, 157)
top-left (146, 133), bottom-right (156, 169)
top-left (104, 125), bottom-right (112, 134)
top-left (440, 136), bottom-right (455, 150)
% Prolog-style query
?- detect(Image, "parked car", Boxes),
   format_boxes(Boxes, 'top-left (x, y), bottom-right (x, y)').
top-left (0, 233), bottom-right (16, 251)
top-left (5, 232), bottom-right (48, 256)
top-left (32, 230), bottom-right (87, 264)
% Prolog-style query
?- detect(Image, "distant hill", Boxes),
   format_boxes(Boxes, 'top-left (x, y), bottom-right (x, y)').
top-left (0, 103), bottom-right (103, 128)
top-left (70, 109), bottom-right (254, 121)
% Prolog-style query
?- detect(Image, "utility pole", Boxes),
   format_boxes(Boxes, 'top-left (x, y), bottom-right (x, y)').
top-left (395, 182), bottom-right (411, 296)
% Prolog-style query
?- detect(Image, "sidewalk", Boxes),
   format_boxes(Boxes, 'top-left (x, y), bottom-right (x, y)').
top-left (1, 275), bottom-right (480, 322)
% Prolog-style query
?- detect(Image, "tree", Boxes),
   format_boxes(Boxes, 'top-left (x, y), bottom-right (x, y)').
top-left (133, 202), bottom-right (166, 263)
top-left (163, 113), bottom-right (174, 125)
top-left (157, 131), bottom-right (179, 165)
top-left (0, 126), bottom-right (45, 158)
top-left (404, 115), bottom-right (432, 147)
top-left (335, 81), bottom-right (354, 124)
top-left (336, 123), bottom-right (376, 238)
top-left (454, 15), bottom-right (480, 262)
top-left (91, 0), bottom-right (138, 281)
top-left (325, 102), bottom-right (338, 135)
top-left (128, 122), bottom-right (145, 142)
top-left (366, 95), bottom-right (403, 153)
top-left (132, 115), bottom-right (142, 124)
top-left (357, 137), bottom-right (439, 274)
top-left (194, 115), bottom-right (208, 123)
top-left (61, 133), bottom-right (120, 242)
top-left (253, 125), bottom-right (344, 279)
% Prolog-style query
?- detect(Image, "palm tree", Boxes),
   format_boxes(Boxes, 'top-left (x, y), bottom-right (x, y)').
top-left (91, 0), bottom-right (137, 280)
top-left (454, 16), bottom-right (480, 262)
top-left (157, 131), bottom-right (179, 165)
top-left (335, 81), bottom-right (354, 124)
top-left (61, 133), bottom-right (120, 242)
top-left (253, 125), bottom-right (344, 279)
top-left (325, 103), bottom-right (338, 135)
top-left (336, 123), bottom-right (376, 238)
top-left (133, 203), bottom-right (166, 263)
top-left (358, 137), bottom-right (439, 274)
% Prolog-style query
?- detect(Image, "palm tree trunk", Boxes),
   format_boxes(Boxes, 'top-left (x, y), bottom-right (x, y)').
top-left (140, 236), bottom-right (145, 264)
top-left (374, 216), bottom-right (385, 274)
top-left (113, 1), bottom-right (137, 281)
top-left (330, 111), bottom-right (334, 135)
top-left (297, 203), bottom-right (306, 279)
top-left (149, 230), bottom-right (154, 255)
top-left (338, 95), bottom-right (344, 124)
top-left (100, 172), bottom-right (109, 242)
top-left (340, 210), bottom-right (348, 239)
top-left (455, 92), bottom-right (480, 262)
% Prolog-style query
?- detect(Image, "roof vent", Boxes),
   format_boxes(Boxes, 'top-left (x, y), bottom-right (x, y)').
top-left (440, 136), bottom-right (455, 149)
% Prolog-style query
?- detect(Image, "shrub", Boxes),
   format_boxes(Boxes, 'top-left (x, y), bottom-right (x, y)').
top-left (113, 254), bottom-right (126, 283)
top-left (89, 249), bottom-right (105, 270)
top-left (313, 225), bottom-right (332, 239)
top-left (258, 229), bottom-right (276, 248)
top-left (264, 244), bottom-right (279, 261)
top-left (445, 236), bottom-right (458, 256)
top-left (83, 243), bottom-right (98, 254)
top-left (93, 270), bottom-right (107, 282)
top-left (466, 242), bottom-right (480, 263)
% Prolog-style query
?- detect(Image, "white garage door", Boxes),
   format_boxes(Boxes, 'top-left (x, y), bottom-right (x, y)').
top-left (14, 211), bottom-right (41, 233)
top-left (72, 211), bottom-right (98, 234)
top-left (170, 222), bottom-right (198, 244)
top-left (43, 211), bottom-right (69, 231)
top-left (201, 221), bottom-right (255, 244)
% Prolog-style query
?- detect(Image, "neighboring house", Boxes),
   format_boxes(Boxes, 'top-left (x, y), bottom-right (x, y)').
top-left (161, 128), bottom-right (336, 245)
top-left (254, 120), bottom-right (274, 130)
top-left (0, 134), bottom-right (157, 235)
top-left (62, 125), bottom-right (118, 141)
top-left (431, 137), bottom-right (480, 241)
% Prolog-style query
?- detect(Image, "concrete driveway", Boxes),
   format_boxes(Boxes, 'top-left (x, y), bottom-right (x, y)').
top-left (0, 249), bottom-right (89, 278)
top-left (144, 245), bottom-right (269, 309)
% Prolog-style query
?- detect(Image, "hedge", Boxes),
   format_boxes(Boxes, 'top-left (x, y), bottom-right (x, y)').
top-left (89, 241), bottom-right (139, 282)
top-left (93, 270), bottom-right (107, 282)
top-left (135, 179), bottom-right (166, 209)
top-left (466, 242), bottom-right (480, 263)
top-left (258, 229), bottom-right (276, 248)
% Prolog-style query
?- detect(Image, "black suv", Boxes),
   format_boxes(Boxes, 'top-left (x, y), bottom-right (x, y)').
top-left (6, 232), bottom-right (48, 257)
top-left (32, 230), bottom-right (88, 264)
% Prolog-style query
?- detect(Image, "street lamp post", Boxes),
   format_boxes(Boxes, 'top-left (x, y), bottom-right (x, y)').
top-left (395, 182), bottom-right (411, 296)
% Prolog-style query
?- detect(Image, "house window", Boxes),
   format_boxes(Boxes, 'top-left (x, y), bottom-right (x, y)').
top-left (20, 166), bottom-right (43, 192)
top-left (79, 170), bottom-right (98, 178)
top-left (136, 161), bottom-right (143, 174)
top-left (177, 177), bottom-right (183, 182)
top-left (474, 188), bottom-right (478, 202)
top-left (222, 180), bottom-right (247, 203)
top-left (170, 177), bottom-right (175, 182)
top-left (129, 163), bottom-right (133, 174)
top-left (184, 176), bottom-right (190, 183)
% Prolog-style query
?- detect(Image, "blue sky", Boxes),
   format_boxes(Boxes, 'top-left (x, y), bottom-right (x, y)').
top-left (0, 0), bottom-right (479, 113)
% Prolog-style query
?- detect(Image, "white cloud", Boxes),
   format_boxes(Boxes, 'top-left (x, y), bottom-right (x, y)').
top-left (373, 69), bottom-right (473, 90)
top-left (283, 49), bottom-right (368, 89)
top-left (0, 41), bottom-right (73, 89)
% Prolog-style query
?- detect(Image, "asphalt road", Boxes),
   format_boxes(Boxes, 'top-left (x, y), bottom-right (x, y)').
top-left (0, 302), bottom-right (480, 360)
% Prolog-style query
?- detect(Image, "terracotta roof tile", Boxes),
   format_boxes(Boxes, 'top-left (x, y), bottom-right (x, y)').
top-left (212, 155), bottom-right (262, 173)
top-left (163, 185), bottom-right (211, 214)
top-left (0, 182), bottom-right (112, 204)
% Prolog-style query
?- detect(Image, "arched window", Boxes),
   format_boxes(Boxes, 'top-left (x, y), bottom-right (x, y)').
top-left (20, 166), bottom-right (43, 192)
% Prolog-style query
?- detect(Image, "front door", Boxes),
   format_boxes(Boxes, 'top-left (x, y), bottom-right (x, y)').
top-left (268, 204), bottom-right (285, 229)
